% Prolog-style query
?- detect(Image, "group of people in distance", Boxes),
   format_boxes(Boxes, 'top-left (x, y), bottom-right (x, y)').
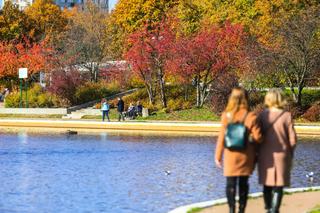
top-left (0, 88), bottom-right (10, 102)
top-left (215, 87), bottom-right (296, 213)
top-left (100, 97), bottom-right (143, 122)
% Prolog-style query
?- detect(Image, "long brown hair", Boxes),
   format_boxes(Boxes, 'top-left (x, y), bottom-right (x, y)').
top-left (225, 87), bottom-right (249, 117)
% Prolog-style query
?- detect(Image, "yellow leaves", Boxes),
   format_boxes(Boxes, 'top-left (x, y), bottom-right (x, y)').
top-left (25, 0), bottom-right (68, 42)
top-left (112, 0), bottom-right (177, 33)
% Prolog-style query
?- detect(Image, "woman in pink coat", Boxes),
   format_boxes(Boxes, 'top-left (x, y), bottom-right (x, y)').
top-left (258, 89), bottom-right (297, 213)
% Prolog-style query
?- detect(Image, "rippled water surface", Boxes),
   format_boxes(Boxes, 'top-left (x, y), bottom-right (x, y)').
top-left (0, 132), bottom-right (319, 213)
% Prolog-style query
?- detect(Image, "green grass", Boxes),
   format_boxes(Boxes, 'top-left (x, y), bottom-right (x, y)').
top-left (284, 88), bottom-right (320, 107)
top-left (0, 114), bottom-right (63, 119)
top-left (82, 109), bottom-right (119, 120)
top-left (187, 207), bottom-right (203, 213)
top-left (308, 205), bottom-right (320, 213)
top-left (136, 107), bottom-right (220, 121)
top-left (82, 107), bottom-right (220, 122)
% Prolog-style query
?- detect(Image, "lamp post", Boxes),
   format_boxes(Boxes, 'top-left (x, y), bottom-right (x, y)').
top-left (18, 68), bottom-right (28, 108)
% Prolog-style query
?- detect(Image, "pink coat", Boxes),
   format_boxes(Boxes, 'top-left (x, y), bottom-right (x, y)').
top-left (258, 109), bottom-right (297, 187)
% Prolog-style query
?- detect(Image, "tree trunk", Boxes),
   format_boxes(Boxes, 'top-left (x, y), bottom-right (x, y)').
top-left (297, 85), bottom-right (303, 107)
top-left (196, 81), bottom-right (201, 107)
top-left (158, 68), bottom-right (167, 108)
top-left (184, 84), bottom-right (189, 101)
top-left (199, 84), bottom-right (208, 107)
top-left (290, 86), bottom-right (298, 103)
top-left (94, 64), bottom-right (99, 82)
top-left (146, 84), bottom-right (155, 105)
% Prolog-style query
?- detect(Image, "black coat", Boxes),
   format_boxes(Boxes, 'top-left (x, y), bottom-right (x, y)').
top-left (117, 99), bottom-right (125, 112)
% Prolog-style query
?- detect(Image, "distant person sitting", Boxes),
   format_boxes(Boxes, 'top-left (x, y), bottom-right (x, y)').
top-left (0, 88), bottom-right (9, 102)
top-left (127, 103), bottom-right (136, 119)
top-left (101, 98), bottom-right (110, 122)
top-left (117, 97), bottom-right (125, 121)
top-left (135, 101), bottom-right (143, 116)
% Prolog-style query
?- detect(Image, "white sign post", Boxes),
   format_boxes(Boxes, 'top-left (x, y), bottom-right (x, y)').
top-left (18, 68), bottom-right (28, 79)
top-left (18, 68), bottom-right (28, 108)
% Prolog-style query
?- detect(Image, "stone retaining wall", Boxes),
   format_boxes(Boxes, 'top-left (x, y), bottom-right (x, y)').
top-left (0, 108), bottom-right (67, 115)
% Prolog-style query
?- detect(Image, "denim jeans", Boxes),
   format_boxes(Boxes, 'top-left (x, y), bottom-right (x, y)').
top-left (102, 110), bottom-right (110, 122)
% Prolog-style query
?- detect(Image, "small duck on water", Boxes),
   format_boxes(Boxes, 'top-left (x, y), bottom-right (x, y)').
top-left (67, 130), bottom-right (78, 135)
top-left (306, 172), bottom-right (314, 183)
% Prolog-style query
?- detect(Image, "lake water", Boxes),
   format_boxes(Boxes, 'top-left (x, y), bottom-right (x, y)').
top-left (0, 132), bottom-right (319, 213)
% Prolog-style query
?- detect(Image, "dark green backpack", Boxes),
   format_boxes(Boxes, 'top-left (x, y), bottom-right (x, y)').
top-left (224, 112), bottom-right (248, 151)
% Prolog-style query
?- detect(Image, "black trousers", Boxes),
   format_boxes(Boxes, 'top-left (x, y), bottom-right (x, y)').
top-left (118, 111), bottom-right (124, 121)
top-left (226, 176), bottom-right (249, 211)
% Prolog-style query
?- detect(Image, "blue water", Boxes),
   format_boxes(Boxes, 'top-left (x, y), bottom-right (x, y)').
top-left (0, 132), bottom-right (319, 213)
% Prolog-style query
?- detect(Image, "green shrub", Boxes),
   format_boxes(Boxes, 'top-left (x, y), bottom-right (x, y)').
top-left (5, 84), bottom-right (59, 108)
top-left (4, 92), bottom-right (20, 108)
top-left (105, 80), bottom-right (122, 94)
top-left (167, 99), bottom-right (183, 111)
top-left (75, 81), bottom-right (120, 105)
top-left (301, 90), bottom-right (320, 107)
top-left (284, 89), bottom-right (320, 108)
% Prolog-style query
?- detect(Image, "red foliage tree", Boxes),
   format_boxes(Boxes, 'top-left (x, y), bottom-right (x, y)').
top-left (125, 20), bottom-right (176, 107)
top-left (47, 69), bottom-right (85, 105)
top-left (0, 40), bottom-right (54, 79)
top-left (169, 23), bottom-right (246, 107)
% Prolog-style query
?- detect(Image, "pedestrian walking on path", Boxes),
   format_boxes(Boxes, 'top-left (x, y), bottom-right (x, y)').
top-left (215, 87), bottom-right (262, 213)
top-left (101, 98), bottom-right (110, 122)
top-left (257, 88), bottom-right (297, 213)
top-left (117, 97), bottom-right (125, 121)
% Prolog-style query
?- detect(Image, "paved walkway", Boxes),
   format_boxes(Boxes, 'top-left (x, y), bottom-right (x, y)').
top-left (200, 191), bottom-right (320, 213)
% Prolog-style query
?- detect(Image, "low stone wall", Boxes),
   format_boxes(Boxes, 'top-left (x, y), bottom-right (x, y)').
top-left (0, 108), bottom-right (67, 115)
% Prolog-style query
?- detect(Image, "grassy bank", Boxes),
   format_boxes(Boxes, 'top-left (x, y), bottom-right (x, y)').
top-left (82, 107), bottom-right (220, 121)
top-left (309, 205), bottom-right (320, 213)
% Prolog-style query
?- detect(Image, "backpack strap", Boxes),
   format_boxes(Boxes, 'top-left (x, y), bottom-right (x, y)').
top-left (227, 111), bottom-right (249, 124)
top-left (240, 111), bottom-right (249, 124)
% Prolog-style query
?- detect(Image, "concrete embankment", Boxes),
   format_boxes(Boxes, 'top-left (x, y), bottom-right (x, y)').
top-left (0, 119), bottom-right (220, 135)
top-left (0, 119), bottom-right (320, 136)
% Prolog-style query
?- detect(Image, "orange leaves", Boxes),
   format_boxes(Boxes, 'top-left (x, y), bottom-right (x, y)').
top-left (0, 40), bottom-right (54, 78)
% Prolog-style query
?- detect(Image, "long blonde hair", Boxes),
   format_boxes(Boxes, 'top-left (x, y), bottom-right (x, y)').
top-left (225, 87), bottom-right (249, 116)
top-left (264, 88), bottom-right (287, 109)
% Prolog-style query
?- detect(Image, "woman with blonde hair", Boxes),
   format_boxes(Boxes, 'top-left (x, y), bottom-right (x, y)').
top-left (258, 88), bottom-right (297, 213)
top-left (215, 87), bottom-right (262, 213)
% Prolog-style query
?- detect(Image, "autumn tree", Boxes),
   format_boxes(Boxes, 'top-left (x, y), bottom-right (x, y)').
top-left (0, 40), bottom-right (54, 79)
top-left (59, 2), bottom-right (110, 82)
top-left (169, 23), bottom-right (246, 107)
top-left (0, 1), bottom-right (32, 41)
top-left (25, 0), bottom-right (68, 42)
top-left (109, 0), bottom-right (178, 59)
top-left (176, 0), bottom-right (204, 35)
top-left (264, 6), bottom-right (320, 106)
top-left (175, 0), bottom-right (319, 44)
top-left (125, 21), bottom-right (176, 107)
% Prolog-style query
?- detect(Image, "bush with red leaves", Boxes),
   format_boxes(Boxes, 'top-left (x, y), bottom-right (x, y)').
top-left (48, 69), bottom-right (86, 106)
top-left (301, 102), bottom-right (320, 122)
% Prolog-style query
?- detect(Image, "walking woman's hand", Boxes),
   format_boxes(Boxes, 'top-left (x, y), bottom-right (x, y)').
top-left (215, 158), bottom-right (222, 169)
